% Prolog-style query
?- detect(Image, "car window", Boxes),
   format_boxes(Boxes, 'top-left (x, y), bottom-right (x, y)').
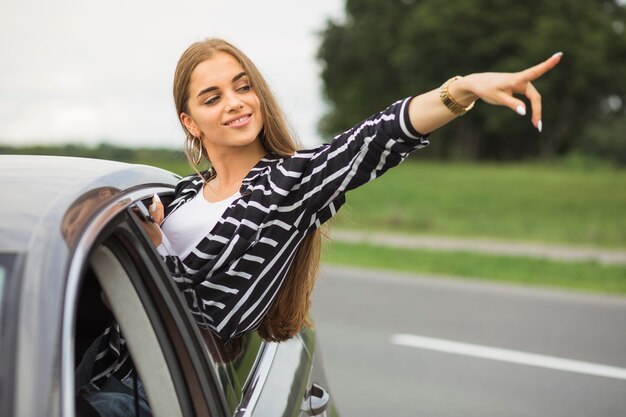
top-left (70, 191), bottom-right (225, 417)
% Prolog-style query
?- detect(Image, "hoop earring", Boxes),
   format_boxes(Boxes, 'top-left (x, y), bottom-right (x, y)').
top-left (186, 135), bottom-right (203, 165)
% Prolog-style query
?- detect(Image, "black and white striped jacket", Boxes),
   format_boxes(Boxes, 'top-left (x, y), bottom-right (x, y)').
top-left (90, 96), bottom-right (429, 388)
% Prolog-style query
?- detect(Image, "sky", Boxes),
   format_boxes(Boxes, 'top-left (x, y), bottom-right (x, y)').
top-left (0, 0), bottom-right (345, 149)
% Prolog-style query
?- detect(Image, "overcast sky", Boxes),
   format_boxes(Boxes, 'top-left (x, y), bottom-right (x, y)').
top-left (0, 0), bottom-right (345, 148)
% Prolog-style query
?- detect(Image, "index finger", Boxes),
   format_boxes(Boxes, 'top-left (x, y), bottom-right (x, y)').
top-left (520, 52), bottom-right (563, 82)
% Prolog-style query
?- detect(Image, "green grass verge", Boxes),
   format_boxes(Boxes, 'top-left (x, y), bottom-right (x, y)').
top-left (333, 161), bottom-right (626, 248)
top-left (322, 241), bottom-right (626, 296)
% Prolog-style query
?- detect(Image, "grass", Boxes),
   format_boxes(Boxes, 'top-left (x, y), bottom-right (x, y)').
top-left (332, 160), bottom-right (626, 248)
top-left (322, 241), bottom-right (626, 295)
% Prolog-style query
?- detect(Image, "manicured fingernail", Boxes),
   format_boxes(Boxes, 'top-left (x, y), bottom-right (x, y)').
top-left (552, 52), bottom-right (563, 58)
top-left (538, 120), bottom-right (543, 133)
top-left (516, 105), bottom-right (526, 116)
top-left (153, 193), bottom-right (161, 203)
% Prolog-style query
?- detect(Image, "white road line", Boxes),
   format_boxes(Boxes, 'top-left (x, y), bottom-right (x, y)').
top-left (390, 333), bottom-right (626, 381)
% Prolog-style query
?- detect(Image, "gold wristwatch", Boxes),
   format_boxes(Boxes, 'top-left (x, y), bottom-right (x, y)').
top-left (440, 76), bottom-right (475, 116)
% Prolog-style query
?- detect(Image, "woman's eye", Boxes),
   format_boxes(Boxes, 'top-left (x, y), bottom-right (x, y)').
top-left (204, 96), bottom-right (220, 105)
top-left (237, 84), bottom-right (251, 92)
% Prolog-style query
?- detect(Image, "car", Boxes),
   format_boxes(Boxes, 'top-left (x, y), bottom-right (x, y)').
top-left (0, 154), bottom-right (339, 417)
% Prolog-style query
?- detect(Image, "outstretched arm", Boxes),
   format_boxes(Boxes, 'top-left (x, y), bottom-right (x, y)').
top-left (408, 52), bottom-right (563, 134)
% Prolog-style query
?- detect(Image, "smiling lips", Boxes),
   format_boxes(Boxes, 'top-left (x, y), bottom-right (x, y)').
top-left (225, 114), bottom-right (252, 127)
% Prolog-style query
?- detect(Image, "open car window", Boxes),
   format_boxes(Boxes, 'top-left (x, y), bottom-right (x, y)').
top-left (71, 189), bottom-right (224, 417)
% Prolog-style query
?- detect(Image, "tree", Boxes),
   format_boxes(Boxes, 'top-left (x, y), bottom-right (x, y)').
top-left (317, 0), bottom-right (626, 161)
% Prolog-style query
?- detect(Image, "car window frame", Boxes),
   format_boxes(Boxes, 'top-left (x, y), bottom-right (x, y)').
top-left (61, 185), bottom-right (229, 417)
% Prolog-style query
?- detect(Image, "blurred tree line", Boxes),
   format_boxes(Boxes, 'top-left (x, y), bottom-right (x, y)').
top-left (317, 0), bottom-right (626, 164)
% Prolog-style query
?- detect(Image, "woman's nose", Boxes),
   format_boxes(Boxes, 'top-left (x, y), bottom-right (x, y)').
top-left (224, 92), bottom-right (244, 112)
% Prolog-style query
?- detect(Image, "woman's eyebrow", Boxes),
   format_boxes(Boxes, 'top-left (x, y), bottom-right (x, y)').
top-left (196, 72), bottom-right (248, 98)
top-left (232, 71), bottom-right (247, 82)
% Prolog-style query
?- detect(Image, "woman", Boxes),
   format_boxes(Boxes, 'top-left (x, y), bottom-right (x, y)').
top-left (148, 38), bottom-right (561, 343)
top-left (79, 38), bottom-right (561, 415)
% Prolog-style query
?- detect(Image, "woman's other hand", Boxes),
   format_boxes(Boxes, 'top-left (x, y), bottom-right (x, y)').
top-left (132, 195), bottom-right (164, 247)
top-left (149, 193), bottom-right (165, 224)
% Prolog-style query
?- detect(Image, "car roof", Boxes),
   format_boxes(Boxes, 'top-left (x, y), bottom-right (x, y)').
top-left (0, 154), bottom-right (180, 253)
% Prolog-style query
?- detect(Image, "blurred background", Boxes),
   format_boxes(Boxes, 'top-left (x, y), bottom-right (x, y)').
top-left (2, 0), bottom-right (625, 416)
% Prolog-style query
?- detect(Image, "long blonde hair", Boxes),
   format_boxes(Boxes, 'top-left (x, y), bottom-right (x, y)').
top-left (173, 38), bottom-right (321, 342)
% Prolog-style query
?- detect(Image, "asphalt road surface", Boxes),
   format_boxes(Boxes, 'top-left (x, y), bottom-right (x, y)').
top-left (312, 265), bottom-right (626, 417)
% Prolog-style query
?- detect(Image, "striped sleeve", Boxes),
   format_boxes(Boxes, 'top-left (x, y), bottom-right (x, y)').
top-left (271, 96), bottom-right (429, 231)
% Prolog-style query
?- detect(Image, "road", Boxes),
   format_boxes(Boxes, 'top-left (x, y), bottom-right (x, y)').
top-left (312, 265), bottom-right (626, 417)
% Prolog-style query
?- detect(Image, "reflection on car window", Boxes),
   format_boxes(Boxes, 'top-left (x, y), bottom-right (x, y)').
top-left (61, 187), bottom-right (121, 248)
top-left (230, 333), bottom-right (262, 389)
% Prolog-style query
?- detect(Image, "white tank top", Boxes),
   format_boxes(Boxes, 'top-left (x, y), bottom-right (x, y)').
top-left (160, 189), bottom-right (240, 259)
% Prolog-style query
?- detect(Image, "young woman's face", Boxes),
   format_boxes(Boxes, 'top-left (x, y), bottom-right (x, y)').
top-left (182, 52), bottom-right (263, 157)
